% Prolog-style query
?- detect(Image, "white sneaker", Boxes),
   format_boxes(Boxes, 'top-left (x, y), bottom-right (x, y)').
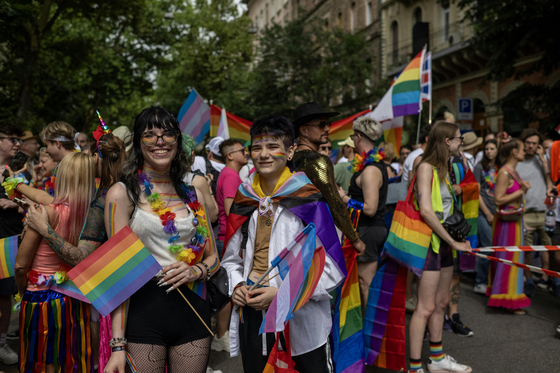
top-left (0, 343), bottom-right (18, 365)
top-left (405, 296), bottom-right (417, 312)
top-left (473, 284), bottom-right (487, 294)
top-left (211, 331), bottom-right (230, 353)
top-left (427, 355), bottom-right (472, 373)
top-left (410, 370), bottom-right (425, 373)
top-left (207, 367), bottom-right (223, 373)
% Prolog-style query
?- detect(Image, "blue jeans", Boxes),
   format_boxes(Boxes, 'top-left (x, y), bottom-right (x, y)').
top-left (475, 213), bottom-right (492, 286)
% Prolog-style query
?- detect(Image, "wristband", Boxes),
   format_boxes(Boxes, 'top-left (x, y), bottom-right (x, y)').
top-left (112, 346), bottom-right (126, 352)
top-left (346, 198), bottom-right (364, 211)
top-left (199, 261), bottom-right (211, 281)
top-left (194, 264), bottom-right (204, 280)
top-left (109, 337), bottom-right (127, 347)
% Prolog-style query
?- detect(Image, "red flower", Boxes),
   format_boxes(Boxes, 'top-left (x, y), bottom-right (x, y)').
top-left (28, 270), bottom-right (39, 284)
top-left (160, 211), bottom-right (176, 225)
top-left (188, 201), bottom-right (201, 210)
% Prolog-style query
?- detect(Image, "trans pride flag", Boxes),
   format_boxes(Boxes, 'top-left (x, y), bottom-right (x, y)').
top-left (260, 223), bottom-right (326, 334)
top-left (178, 89), bottom-right (211, 144)
top-left (370, 48), bottom-right (426, 122)
top-left (0, 235), bottom-right (18, 279)
top-left (67, 226), bottom-right (161, 317)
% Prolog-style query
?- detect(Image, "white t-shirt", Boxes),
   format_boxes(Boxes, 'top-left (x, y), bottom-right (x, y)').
top-left (337, 156), bottom-right (349, 164)
top-left (463, 152), bottom-right (475, 171)
top-left (402, 147), bottom-right (424, 184)
top-left (191, 156), bottom-right (206, 174)
top-left (474, 150), bottom-right (483, 167)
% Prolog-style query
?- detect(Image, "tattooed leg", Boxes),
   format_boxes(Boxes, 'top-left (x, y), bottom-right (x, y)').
top-left (448, 275), bottom-right (461, 316)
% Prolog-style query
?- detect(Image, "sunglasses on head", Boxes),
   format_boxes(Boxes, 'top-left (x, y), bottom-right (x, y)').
top-left (140, 131), bottom-right (179, 146)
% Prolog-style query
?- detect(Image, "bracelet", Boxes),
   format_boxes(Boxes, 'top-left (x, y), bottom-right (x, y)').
top-left (194, 264), bottom-right (204, 280)
top-left (109, 337), bottom-right (127, 347)
top-left (199, 261), bottom-right (211, 281)
top-left (112, 346), bottom-right (126, 352)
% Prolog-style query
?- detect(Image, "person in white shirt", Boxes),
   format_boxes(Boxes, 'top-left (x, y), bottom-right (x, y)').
top-left (402, 125), bottom-right (431, 185)
top-left (459, 131), bottom-right (482, 171)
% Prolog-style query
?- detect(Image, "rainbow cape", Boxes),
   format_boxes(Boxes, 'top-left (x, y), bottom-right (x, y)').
top-left (223, 170), bottom-right (346, 277)
top-left (0, 235), bottom-right (18, 279)
top-left (66, 226), bottom-right (161, 317)
top-left (260, 223), bottom-right (325, 333)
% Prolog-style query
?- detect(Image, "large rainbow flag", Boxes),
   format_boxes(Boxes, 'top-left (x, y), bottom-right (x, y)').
top-left (260, 223), bottom-right (326, 333)
top-left (370, 48), bottom-right (426, 122)
top-left (329, 109), bottom-right (372, 149)
top-left (0, 235), bottom-right (18, 279)
top-left (210, 104), bottom-right (252, 142)
top-left (67, 226), bottom-right (161, 317)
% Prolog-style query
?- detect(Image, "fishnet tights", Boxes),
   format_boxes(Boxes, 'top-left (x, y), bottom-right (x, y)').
top-left (126, 336), bottom-right (211, 373)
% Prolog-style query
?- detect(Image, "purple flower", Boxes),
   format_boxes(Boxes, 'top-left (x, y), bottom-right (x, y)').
top-left (188, 244), bottom-right (202, 253)
top-left (164, 220), bottom-right (177, 234)
top-left (138, 172), bottom-right (150, 183)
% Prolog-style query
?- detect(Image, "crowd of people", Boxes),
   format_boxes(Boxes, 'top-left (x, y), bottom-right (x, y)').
top-left (0, 103), bottom-right (557, 373)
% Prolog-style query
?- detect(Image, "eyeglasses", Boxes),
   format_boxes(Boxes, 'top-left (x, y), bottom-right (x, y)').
top-left (0, 136), bottom-right (22, 145)
top-left (305, 121), bottom-right (330, 129)
top-left (229, 148), bottom-right (247, 155)
top-left (141, 131), bottom-right (178, 146)
top-left (449, 136), bottom-right (464, 142)
top-left (320, 146), bottom-right (332, 151)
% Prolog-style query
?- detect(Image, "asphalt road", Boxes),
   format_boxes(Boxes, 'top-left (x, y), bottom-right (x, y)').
top-left (3, 276), bottom-right (559, 372)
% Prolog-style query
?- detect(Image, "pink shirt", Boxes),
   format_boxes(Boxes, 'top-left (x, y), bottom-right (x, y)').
top-left (217, 167), bottom-right (243, 240)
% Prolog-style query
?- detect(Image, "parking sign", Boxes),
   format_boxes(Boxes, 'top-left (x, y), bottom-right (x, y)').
top-left (457, 98), bottom-right (473, 120)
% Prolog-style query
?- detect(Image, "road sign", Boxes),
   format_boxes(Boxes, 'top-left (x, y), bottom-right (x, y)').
top-left (457, 97), bottom-right (473, 120)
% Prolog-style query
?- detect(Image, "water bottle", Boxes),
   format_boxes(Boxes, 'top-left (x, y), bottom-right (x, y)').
top-left (545, 197), bottom-right (556, 233)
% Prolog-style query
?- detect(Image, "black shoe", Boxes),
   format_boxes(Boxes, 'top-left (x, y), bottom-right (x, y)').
top-left (525, 282), bottom-right (535, 298)
top-left (551, 281), bottom-right (560, 298)
top-left (5, 332), bottom-right (18, 340)
top-left (537, 279), bottom-right (551, 290)
top-left (451, 313), bottom-right (474, 337)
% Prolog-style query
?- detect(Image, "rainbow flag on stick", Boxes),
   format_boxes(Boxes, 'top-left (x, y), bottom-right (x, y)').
top-left (260, 223), bottom-right (325, 334)
top-left (329, 109), bottom-right (372, 148)
top-left (210, 105), bottom-right (252, 142)
top-left (66, 226), bottom-right (161, 317)
top-left (0, 235), bottom-right (18, 279)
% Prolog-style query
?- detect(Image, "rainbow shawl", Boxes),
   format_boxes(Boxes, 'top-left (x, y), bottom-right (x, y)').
top-left (450, 161), bottom-right (479, 249)
top-left (223, 169), bottom-right (346, 277)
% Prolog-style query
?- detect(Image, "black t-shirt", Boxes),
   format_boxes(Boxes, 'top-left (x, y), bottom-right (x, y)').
top-left (0, 171), bottom-right (31, 239)
top-left (348, 162), bottom-right (388, 228)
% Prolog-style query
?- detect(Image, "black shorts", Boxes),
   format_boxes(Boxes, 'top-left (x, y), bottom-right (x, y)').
top-left (356, 225), bottom-right (387, 263)
top-left (126, 279), bottom-right (211, 346)
top-left (0, 277), bottom-right (16, 295)
top-left (423, 241), bottom-right (453, 271)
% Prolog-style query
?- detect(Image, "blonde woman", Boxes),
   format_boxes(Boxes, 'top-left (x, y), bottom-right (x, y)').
top-left (15, 152), bottom-right (96, 373)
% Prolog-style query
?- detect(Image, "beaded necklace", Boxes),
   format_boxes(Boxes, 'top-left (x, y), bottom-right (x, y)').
top-left (137, 169), bottom-right (209, 264)
top-left (349, 147), bottom-right (385, 173)
top-left (484, 164), bottom-right (498, 196)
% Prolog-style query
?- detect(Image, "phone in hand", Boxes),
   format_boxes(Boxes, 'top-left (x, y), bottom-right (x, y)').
top-left (13, 197), bottom-right (29, 206)
top-left (2, 151), bottom-right (29, 179)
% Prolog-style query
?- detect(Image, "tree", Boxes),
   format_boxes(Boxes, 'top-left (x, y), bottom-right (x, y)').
top-left (455, 0), bottom-right (560, 131)
top-left (242, 15), bottom-right (380, 120)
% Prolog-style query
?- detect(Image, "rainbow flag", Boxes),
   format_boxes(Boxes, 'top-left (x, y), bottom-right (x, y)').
top-left (329, 109), bottom-right (372, 149)
top-left (51, 279), bottom-right (91, 303)
top-left (453, 166), bottom-right (479, 249)
top-left (210, 104), bottom-right (252, 142)
top-left (0, 235), bottom-right (18, 279)
top-left (260, 223), bottom-right (326, 333)
top-left (332, 245), bottom-right (364, 373)
top-left (380, 116), bottom-right (404, 154)
top-left (178, 89), bottom-right (211, 144)
top-left (370, 48), bottom-right (426, 122)
top-left (66, 226), bottom-right (161, 317)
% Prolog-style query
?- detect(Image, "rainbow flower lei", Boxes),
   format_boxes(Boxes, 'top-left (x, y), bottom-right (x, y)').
top-left (28, 269), bottom-right (68, 287)
top-left (348, 147), bottom-right (385, 173)
top-left (138, 170), bottom-right (209, 264)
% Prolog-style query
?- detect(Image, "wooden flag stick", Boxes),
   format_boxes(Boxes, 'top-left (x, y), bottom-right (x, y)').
top-left (176, 288), bottom-right (214, 336)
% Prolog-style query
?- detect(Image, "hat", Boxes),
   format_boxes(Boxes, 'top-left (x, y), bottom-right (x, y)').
top-left (460, 132), bottom-right (483, 151)
top-left (113, 126), bottom-right (133, 153)
top-left (208, 137), bottom-right (225, 156)
top-left (353, 116), bottom-right (383, 142)
top-left (21, 131), bottom-right (37, 141)
top-left (338, 137), bottom-right (355, 148)
top-left (292, 102), bottom-right (340, 136)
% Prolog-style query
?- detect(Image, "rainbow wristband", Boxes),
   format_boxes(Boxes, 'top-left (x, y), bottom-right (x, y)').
top-left (112, 346), bottom-right (126, 352)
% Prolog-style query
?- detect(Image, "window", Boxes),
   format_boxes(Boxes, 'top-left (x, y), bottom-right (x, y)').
top-left (391, 21), bottom-right (399, 66)
top-left (414, 7), bottom-right (422, 23)
top-left (266, 4), bottom-right (269, 26)
top-left (350, 3), bottom-right (355, 33)
top-left (365, 1), bottom-right (372, 26)
top-left (255, 16), bottom-right (259, 31)
top-left (441, 2), bottom-right (450, 43)
top-left (338, 12), bottom-right (344, 29)
top-left (260, 10), bottom-right (264, 29)
top-left (271, 0), bottom-right (275, 16)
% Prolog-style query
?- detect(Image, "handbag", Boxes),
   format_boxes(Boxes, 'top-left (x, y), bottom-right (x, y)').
top-left (442, 177), bottom-right (471, 242)
top-left (207, 266), bottom-right (230, 316)
top-left (496, 167), bottom-right (525, 222)
top-left (263, 324), bottom-right (298, 373)
top-left (382, 174), bottom-right (433, 278)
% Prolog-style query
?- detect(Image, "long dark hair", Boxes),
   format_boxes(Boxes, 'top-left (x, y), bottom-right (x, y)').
top-left (480, 139), bottom-right (498, 172)
top-left (497, 138), bottom-right (522, 168)
top-left (121, 106), bottom-right (190, 204)
top-left (90, 134), bottom-right (128, 198)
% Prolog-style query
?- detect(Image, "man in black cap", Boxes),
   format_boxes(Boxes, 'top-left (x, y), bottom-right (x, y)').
top-left (292, 102), bottom-right (365, 255)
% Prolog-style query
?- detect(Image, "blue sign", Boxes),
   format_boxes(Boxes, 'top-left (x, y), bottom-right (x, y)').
top-left (457, 97), bottom-right (473, 120)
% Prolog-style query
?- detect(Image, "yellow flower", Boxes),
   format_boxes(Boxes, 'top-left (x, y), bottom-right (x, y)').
top-left (158, 207), bottom-right (171, 216)
top-left (150, 199), bottom-right (165, 210)
top-left (177, 249), bottom-right (196, 264)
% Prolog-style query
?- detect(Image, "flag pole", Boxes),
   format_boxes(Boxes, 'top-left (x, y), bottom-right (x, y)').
top-left (416, 111), bottom-right (422, 145)
top-left (177, 288), bottom-right (214, 336)
top-left (417, 45), bottom-right (427, 145)
top-left (429, 99), bottom-right (433, 125)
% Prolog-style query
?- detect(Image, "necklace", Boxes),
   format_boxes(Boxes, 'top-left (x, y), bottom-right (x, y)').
top-left (137, 169), bottom-right (210, 265)
top-left (349, 147), bottom-right (385, 173)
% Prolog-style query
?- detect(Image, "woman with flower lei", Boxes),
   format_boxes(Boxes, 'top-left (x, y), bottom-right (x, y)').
top-left (15, 152), bottom-right (97, 373)
top-left (472, 139), bottom-right (499, 293)
top-left (338, 116), bottom-right (389, 308)
top-left (104, 107), bottom-right (219, 373)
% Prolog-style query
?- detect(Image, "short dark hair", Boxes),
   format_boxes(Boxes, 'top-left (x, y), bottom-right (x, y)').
top-left (520, 128), bottom-right (541, 144)
top-left (419, 124), bottom-right (432, 144)
top-left (250, 115), bottom-right (295, 151)
top-left (0, 122), bottom-right (23, 137)
top-left (219, 139), bottom-right (243, 159)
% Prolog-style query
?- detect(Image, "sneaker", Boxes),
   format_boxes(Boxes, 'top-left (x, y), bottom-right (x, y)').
top-left (5, 332), bottom-right (18, 340)
top-left (551, 281), bottom-right (560, 298)
top-left (473, 284), bottom-right (487, 294)
top-left (406, 296), bottom-right (417, 313)
top-left (207, 367), bottom-right (223, 373)
top-left (451, 314), bottom-right (474, 337)
top-left (427, 354), bottom-right (472, 373)
top-left (524, 282), bottom-right (535, 298)
top-left (443, 315), bottom-right (453, 333)
top-left (211, 331), bottom-right (230, 353)
top-left (409, 370), bottom-right (425, 373)
top-left (537, 279), bottom-right (550, 289)
top-left (0, 343), bottom-right (18, 365)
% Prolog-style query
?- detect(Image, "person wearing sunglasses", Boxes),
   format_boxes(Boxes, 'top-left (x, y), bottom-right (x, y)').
top-left (292, 102), bottom-right (366, 256)
top-left (318, 139), bottom-right (332, 158)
